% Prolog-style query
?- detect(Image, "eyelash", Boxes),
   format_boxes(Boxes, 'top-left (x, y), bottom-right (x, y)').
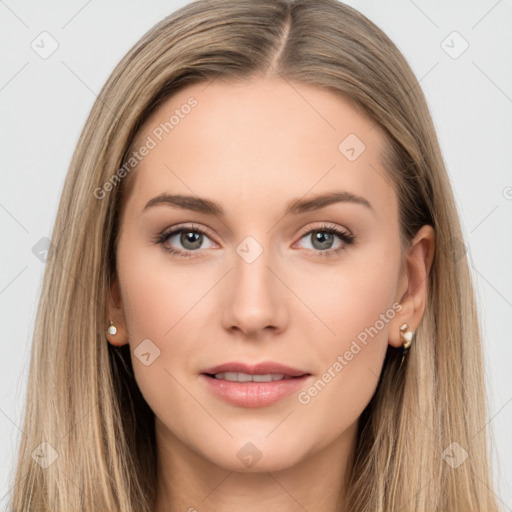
top-left (155, 223), bottom-right (355, 259)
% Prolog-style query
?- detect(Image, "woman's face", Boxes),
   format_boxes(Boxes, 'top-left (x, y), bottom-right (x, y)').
top-left (110, 76), bottom-right (430, 472)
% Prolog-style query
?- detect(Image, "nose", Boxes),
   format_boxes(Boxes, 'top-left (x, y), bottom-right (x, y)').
top-left (221, 240), bottom-right (288, 338)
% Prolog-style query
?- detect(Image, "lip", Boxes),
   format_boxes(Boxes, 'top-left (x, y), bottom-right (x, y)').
top-left (201, 361), bottom-right (309, 377)
top-left (200, 360), bottom-right (312, 408)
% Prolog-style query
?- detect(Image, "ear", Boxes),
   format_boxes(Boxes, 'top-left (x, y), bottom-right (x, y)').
top-left (388, 224), bottom-right (435, 348)
top-left (106, 275), bottom-right (129, 347)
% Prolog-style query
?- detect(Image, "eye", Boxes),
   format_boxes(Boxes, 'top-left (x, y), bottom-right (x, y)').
top-left (155, 222), bottom-right (355, 259)
top-left (155, 224), bottom-right (216, 258)
top-left (295, 224), bottom-right (355, 258)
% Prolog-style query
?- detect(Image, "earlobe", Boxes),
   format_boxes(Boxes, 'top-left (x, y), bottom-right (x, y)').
top-left (388, 315), bottom-right (414, 349)
top-left (106, 318), bottom-right (128, 347)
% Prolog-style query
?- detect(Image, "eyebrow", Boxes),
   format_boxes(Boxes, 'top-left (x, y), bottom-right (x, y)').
top-left (142, 191), bottom-right (374, 217)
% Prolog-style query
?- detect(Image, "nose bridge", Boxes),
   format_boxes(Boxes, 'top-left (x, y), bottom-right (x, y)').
top-left (234, 233), bottom-right (276, 304)
top-left (223, 232), bottom-right (285, 334)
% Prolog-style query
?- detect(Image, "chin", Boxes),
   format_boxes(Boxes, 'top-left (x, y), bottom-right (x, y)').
top-left (199, 437), bottom-right (308, 473)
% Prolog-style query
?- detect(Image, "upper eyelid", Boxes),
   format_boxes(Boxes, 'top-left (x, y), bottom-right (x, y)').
top-left (297, 223), bottom-right (351, 238)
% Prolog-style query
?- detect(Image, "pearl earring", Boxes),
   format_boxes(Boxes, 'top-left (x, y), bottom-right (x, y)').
top-left (399, 323), bottom-right (414, 365)
top-left (107, 320), bottom-right (117, 336)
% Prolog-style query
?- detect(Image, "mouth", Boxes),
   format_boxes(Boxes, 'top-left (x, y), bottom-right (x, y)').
top-left (200, 361), bottom-right (310, 379)
top-left (199, 361), bottom-right (312, 408)
top-left (203, 372), bottom-right (306, 382)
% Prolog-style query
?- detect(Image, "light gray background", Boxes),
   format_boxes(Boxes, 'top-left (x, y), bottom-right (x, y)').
top-left (1, 0), bottom-right (511, 509)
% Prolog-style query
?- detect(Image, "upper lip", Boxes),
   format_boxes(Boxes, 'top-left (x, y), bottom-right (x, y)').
top-left (201, 361), bottom-right (310, 377)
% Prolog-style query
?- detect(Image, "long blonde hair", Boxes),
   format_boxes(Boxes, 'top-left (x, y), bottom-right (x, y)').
top-left (9, 0), bottom-right (500, 510)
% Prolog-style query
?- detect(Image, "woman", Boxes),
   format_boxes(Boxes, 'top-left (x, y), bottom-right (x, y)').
top-left (9, 0), bottom-right (500, 510)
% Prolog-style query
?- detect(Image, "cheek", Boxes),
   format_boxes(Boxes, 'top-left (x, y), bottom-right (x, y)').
top-left (118, 238), bottom-right (212, 344)
top-left (116, 240), bottom-right (221, 415)
top-left (296, 240), bottom-right (401, 358)
top-left (296, 326), bottom-right (387, 455)
top-left (293, 241), bottom-right (400, 417)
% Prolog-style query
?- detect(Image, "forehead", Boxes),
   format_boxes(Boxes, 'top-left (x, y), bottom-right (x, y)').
top-left (124, 77), bottom-right (395, 220)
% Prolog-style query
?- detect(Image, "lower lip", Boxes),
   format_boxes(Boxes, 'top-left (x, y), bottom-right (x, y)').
top-left (200, 374), bottom-right (311, 408)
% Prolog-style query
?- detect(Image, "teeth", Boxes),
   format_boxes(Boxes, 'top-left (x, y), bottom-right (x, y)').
top-left (213, 372), bottom-right (292, 382)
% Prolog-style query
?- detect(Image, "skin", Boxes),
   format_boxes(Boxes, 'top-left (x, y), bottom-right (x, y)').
top-left (107, 76), bottom-right (435, 512)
